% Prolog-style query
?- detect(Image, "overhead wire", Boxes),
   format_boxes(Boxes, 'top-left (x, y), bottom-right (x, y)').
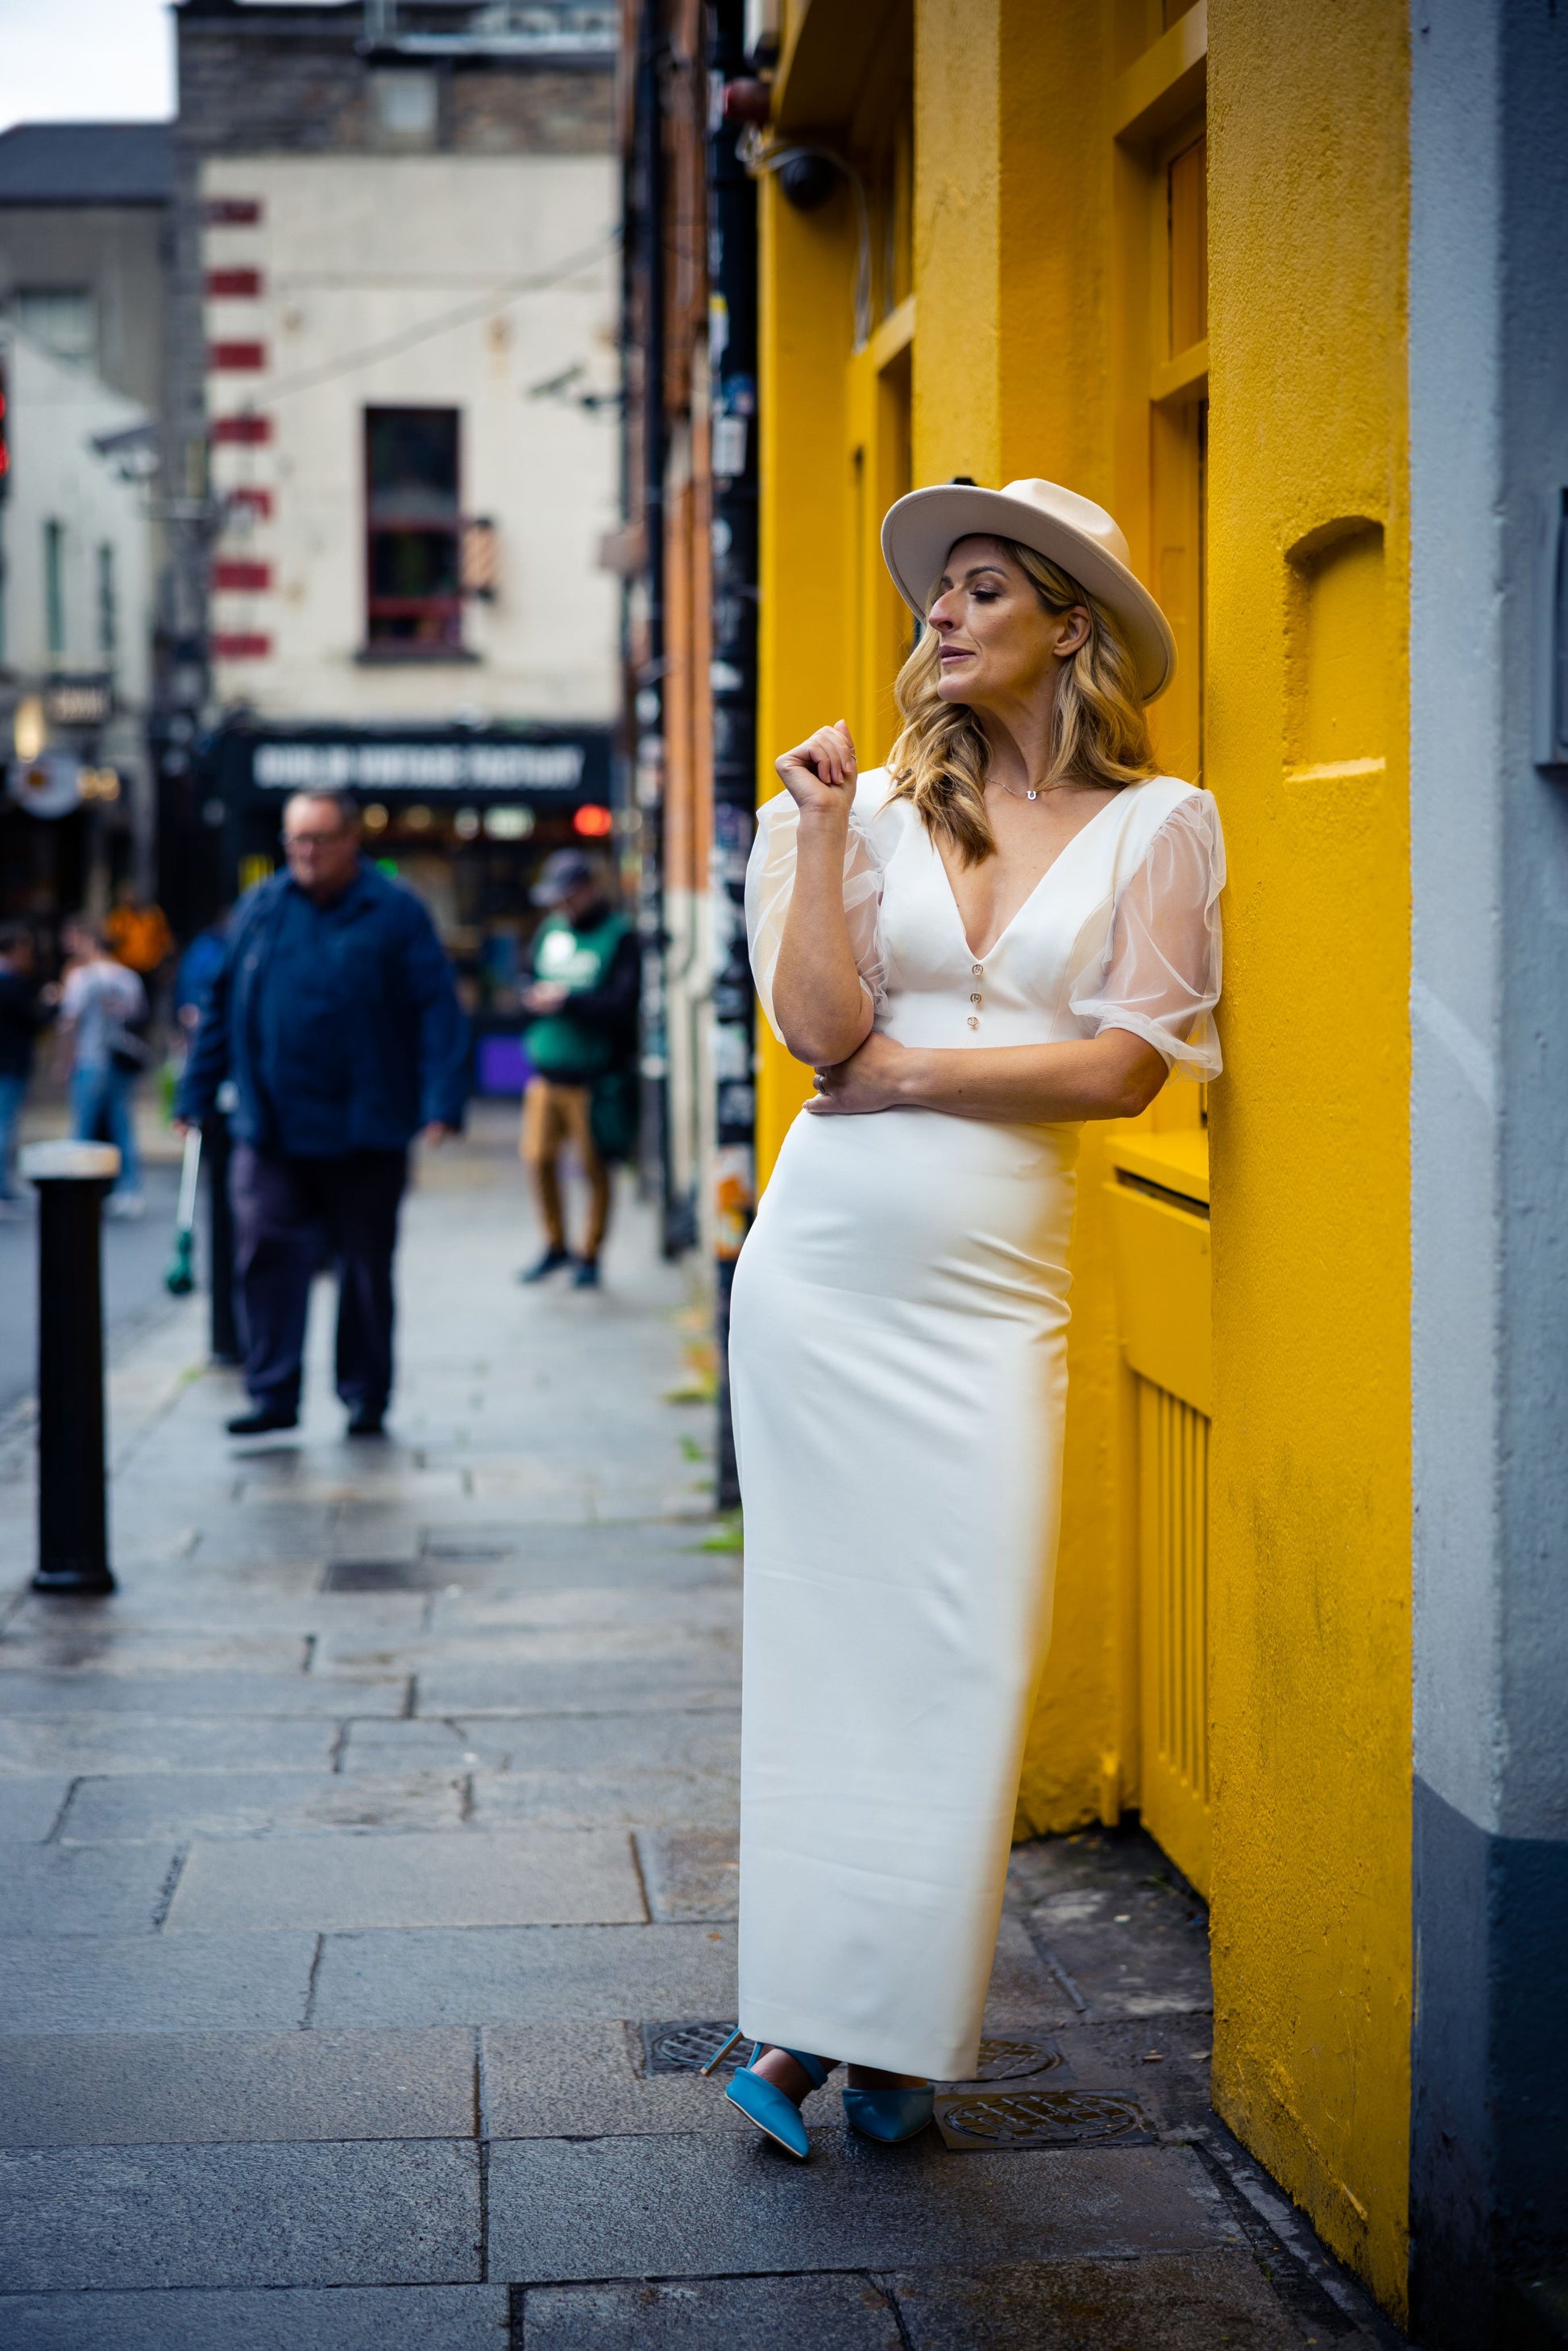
top-left (231, 227), bottom-right (621, 408)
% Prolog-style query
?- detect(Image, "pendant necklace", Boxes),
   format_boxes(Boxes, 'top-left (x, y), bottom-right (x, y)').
top-left (995, 776), bottom-right (1052, 803)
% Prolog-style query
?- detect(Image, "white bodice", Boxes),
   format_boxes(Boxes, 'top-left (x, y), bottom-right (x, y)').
top-left (747, 768), bottom-right (1225, 1080)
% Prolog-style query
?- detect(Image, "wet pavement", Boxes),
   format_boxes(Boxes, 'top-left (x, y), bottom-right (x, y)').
top-left (0, 1109), bottom-right (1402, 2346)
top-left (0, 1159), bottom-right (183, 1418)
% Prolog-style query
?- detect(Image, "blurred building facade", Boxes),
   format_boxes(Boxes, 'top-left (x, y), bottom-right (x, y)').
top-left (168, 0), bottom-right (621, 1084)
top-left (626, 0), bottom-right (1568, 2337)
top-left (0, 124), bottom-right (173, 936)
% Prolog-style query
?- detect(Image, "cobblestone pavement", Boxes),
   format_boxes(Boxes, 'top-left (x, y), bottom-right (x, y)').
top-left (0, 1112), bottom-right (1403, 2347)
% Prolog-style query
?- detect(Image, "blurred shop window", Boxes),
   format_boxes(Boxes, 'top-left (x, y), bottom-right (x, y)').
top-left (44, 520), bottom-right (66, 664)
top-left (15, 287), bottom-right (96, 368)
top-left (364, 407), bottom-right (463, 651)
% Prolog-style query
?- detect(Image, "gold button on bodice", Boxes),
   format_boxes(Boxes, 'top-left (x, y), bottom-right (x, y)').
top-left (970, 993), bottom-right (981, 1005)
top-left (967, 1015), bottom-right (979, 1030)
top-left (971, 963), bottom-right (983, 976)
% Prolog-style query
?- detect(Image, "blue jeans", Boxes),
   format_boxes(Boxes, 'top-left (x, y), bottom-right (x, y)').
top-left (0, 1072), bottom-right (26, 1197)
top-left (68, 1063), bottom-right (141, 1196)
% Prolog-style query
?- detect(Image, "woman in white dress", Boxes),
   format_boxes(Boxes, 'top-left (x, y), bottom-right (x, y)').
top-left (709, 479), bottom-right (1224, 2158)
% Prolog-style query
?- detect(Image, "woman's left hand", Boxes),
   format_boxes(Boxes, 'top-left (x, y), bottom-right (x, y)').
top-left (807, 1030), bottom-right (913, 1116)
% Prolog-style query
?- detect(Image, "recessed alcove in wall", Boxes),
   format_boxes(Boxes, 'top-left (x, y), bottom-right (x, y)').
top-left (1284, 517), bottom-right (1387, 782)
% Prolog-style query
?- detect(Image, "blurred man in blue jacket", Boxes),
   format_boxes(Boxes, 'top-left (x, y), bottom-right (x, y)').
top-left (176, 790), bottom-right (468, 1438)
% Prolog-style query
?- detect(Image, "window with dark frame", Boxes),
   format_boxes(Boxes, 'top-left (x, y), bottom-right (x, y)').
top-left (364, 406), bottom-right (462, 650)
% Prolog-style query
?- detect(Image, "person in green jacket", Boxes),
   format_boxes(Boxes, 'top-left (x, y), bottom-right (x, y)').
top-left (518, 849), bottom-right (640, 1290)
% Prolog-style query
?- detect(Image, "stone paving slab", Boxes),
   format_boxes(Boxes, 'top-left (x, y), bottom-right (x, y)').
top-left (0, 1670), bottom-right (409, 1718)
top-left (0, 1715), bottom-right (340, 1776)
top-left (311, 1923), bottom-right (737, 2029)
top-left (317, 1624), bottom-right (738, 1676)
top-left (471, 1767), bottom-right (738, 1833)
top-left (0, 2027), bottom-right (475, 2147)
top-left (13, 1586), bottom-right (428, 1636)
top-left (413, 1659), bottom-right (739, 1717)
top-left (0, 1841), bottom-right (181, 1938)
top-left (167, 1826), bottom-right (647, 1933)
top-left (0, 1777), bottom-right (70, 1841)
top-left (487, 2134), bottom-right (1241, 2283)
top-left (60, 1767), bottom-right (469, 1843)
top-left (0, 1930), bottom-right (317, 2034)
top-left (885, 2253), bottom-right (1307, 2349)
top-left (637, 1830), bottom-right (740, 1922)
top-left (0, 1629), bottom-right (309, 1677)
top-left (417, 1523), bottom-right (736, 1590)
top-left (1009, 1836), bottom-right (1213, 2021)
top-left (0, 2283), bottom-right (512, 2351)
top-left (0, 2138), bottom-right (482, 2291)
top-left (519, 2273), bottom-right (905, 2348)
top-left (425, 1578), bottom-right (739, 1634)
top-left (482, 2018), bottom-right (761, 2139)
top-left (341, 1708), bottom-right (741, 1777)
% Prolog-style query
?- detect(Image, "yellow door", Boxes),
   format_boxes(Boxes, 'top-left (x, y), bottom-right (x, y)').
top-left (1106, 1131), bottom-right (1213, 1897)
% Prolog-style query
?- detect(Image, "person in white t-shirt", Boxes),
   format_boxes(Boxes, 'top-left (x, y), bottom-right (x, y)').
top-left (58, 916), bottom-right (149, 1216)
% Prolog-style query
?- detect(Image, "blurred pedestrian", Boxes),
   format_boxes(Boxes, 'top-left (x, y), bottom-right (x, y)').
top-left (104, 881), bottom-right (176, 985)
top-left (58, 914), bottom-right (150, 1217)
top-left (517, 848), bottom-right (639, 1291)
top-left (173, 909), bottom-right (231, 1051)
top-left (175, 790), bottom-right (468, 1440)
top-left (0, 923), bottom-right (55, 1214)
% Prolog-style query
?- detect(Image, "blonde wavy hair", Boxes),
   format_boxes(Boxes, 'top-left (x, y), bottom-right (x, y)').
top-left (886, 539), bottom-right (1158, 864)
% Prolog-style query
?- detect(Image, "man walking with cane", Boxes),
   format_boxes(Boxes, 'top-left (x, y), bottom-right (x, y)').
top-left (176, 790), bottom-right (467, 1438)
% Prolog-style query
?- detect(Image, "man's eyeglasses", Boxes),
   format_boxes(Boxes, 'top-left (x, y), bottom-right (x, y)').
top-left (282, 830), bottom-right (348, 849)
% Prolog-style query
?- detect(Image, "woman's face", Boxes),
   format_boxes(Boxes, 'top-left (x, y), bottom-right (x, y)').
top-left (927, 535), bottom-right (1088, 715)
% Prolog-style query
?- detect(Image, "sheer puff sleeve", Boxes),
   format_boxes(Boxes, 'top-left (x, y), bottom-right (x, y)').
top-left (1068, 788), bottom-right (1225, 1081)
top-left (745, 788), bottom-right (888, 1045)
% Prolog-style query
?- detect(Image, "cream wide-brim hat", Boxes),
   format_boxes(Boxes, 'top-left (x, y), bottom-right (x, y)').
top-left (881, 476), bottom-right (1177, 703)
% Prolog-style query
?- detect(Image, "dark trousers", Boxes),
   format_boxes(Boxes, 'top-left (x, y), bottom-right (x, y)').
top-left (230, 1145), bottom-right (407, 1416)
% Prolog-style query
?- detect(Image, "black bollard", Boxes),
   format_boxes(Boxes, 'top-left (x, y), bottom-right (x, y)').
top-left (21, 1141), bottom-right (118, 1595)
top-left (203, 1117), bottom-right (240, 1365)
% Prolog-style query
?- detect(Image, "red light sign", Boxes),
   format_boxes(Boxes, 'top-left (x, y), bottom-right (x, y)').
top-left (573, 804), bottom-right (613, 838)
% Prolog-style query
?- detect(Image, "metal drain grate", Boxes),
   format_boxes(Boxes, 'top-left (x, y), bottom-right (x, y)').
top-left (935, 2088), bottom-right (1155, 2151)
top-left (969, 2035), bottom-right (1063, 2082)
top-left (641, 2020), bottom-right (745, 2076)
top-left (640, 2024), bottom-right (1061, 2084)
top-left (319, 1559), bottom-right (445, 1593)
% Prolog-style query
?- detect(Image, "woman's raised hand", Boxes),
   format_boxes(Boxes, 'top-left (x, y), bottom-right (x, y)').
top-left (775, 719), bottom-right (857, 816)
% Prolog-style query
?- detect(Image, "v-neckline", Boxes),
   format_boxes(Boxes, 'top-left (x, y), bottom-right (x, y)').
top-left (932, 788), bottom-right (1126, 963)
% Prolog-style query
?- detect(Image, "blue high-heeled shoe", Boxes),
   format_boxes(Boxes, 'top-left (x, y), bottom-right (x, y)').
top-left (703, 2030), bottom-right (830, 2160)
top-left (841, 2081), bottom-right (935, 2144)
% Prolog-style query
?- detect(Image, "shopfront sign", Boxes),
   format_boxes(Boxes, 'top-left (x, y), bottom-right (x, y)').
top-left (251, 739), bottom-right (587, 794)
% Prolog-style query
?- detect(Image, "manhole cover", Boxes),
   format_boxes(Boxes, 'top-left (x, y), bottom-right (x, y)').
top-left (320, 1559), bottom-right (442, 1593)
top-left (970, 2036), bottom-right (1062, 2082)
top-left (935, 2089), bottom-right (1154, 2151)
top-left (641, 2020), bottom-right (745, 2076)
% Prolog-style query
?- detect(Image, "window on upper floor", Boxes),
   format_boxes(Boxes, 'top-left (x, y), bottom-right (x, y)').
top-left (364, 407), bottom-right (463, 652)
top-left (15, 287), bottom-right (96, 369)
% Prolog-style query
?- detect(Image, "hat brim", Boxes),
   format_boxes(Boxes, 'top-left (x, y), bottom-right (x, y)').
top-left (881, 484), bottom-right (1177, 703)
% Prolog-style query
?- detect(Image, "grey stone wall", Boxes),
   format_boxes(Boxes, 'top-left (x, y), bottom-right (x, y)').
top-left (176, 27), bottom-right (613, 161)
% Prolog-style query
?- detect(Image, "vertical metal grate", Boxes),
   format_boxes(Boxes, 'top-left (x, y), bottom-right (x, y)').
top-left (1138, 1378), bottom-right (1212, 1892)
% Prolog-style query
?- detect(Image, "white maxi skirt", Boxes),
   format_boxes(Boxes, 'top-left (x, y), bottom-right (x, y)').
top-left (728, 1101), bottom-right (1078, 2082)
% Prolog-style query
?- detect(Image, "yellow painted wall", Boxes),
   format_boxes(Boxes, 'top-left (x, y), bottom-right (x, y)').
top-left (753, 159), bottom-right (857, 1179)
top-left (913, 0), bottom-right (1131, 1836)
top-left (1205, 0), bottom-right (1412, 2311)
